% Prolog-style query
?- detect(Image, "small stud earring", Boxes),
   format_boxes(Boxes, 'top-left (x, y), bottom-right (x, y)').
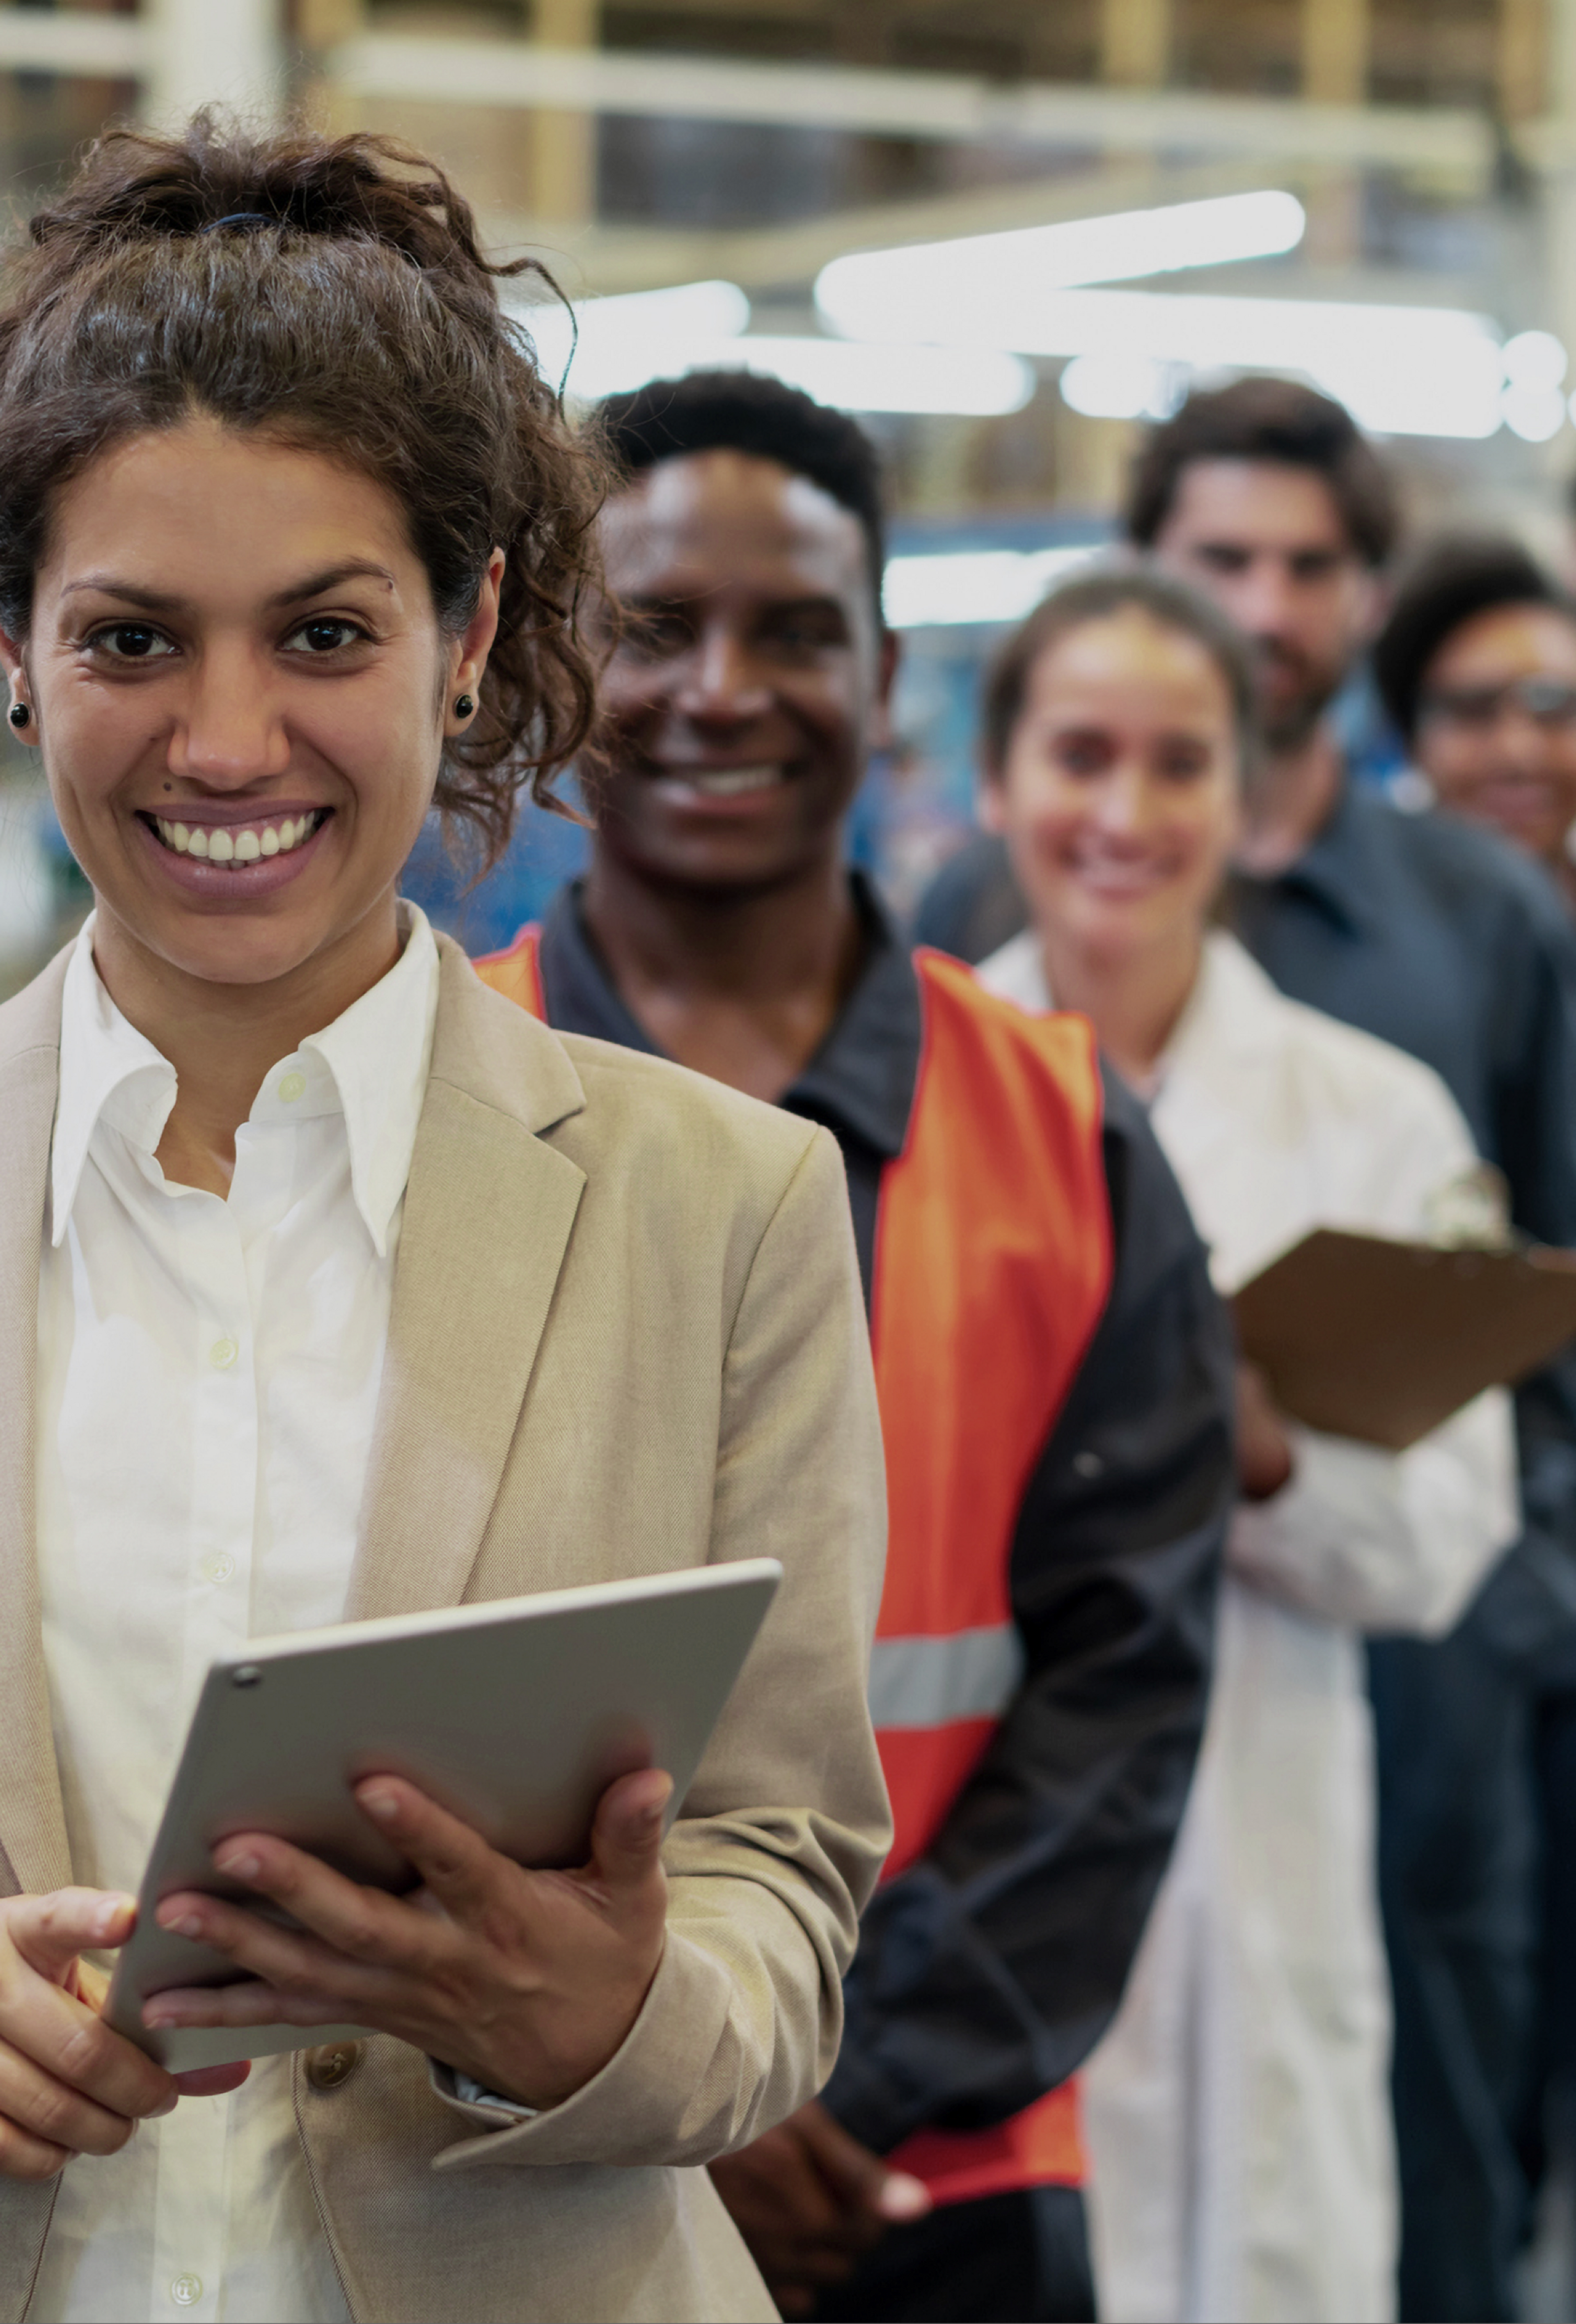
top-left (454, 693), bottom-right (475, 720)
top-left (8, 701), bottom-right (30, 729)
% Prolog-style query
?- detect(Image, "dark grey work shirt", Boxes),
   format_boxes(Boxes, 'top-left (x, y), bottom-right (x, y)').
top-left (916, 791), bottom-right (1576, 1686)
top-left (534, 877), bottom-right (1234, 2150)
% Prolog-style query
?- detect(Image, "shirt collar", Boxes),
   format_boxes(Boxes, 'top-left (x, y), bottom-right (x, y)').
top-left (50, 904), bottom-right (440, 1256)
top-left (1229, 772), bottom-right (1385, 938)
top-left (539, 871), bottom-right (922, 1161)
top-left (51, 917), bottom-right (179, 1242)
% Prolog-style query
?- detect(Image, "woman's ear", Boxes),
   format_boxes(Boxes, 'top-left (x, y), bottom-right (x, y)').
top-left (446, 549), bottom-right (506, 731)
top-left (0, 627), bottom-right (37, 746)
top-left (978, 768), bottom-right (1008, 835)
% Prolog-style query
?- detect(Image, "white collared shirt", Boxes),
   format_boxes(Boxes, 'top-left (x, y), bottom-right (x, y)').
top-left (30, 906), bottom-right (440, 2324)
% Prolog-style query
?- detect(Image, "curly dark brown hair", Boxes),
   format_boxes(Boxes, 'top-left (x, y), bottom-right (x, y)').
top-left (0, 113), bottom-right (605, 865)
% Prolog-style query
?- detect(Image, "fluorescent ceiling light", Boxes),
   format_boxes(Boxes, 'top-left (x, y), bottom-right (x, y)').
top-left (884, 546), bottom-right (1098, 629)
top-left (720, 337), bottom-right (1033, 415)
top-left (816, 190), bottom-right (1305, 337)
top-left (1504, 383), bottom-right (1567, 443)
top-left (514, 280), bottom-right (750, 400)
top-left (831, 283), bottom-right (1501, 440)
top-left (1060, 353), bottom-right (1184, 422)
top-left (1503, 329), bottom-right (1568, 391)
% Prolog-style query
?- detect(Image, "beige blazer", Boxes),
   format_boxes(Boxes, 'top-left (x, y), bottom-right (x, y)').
top-left (0, 936), bottom-right (890, 2324)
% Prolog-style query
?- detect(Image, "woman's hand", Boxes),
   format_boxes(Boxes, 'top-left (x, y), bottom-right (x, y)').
top-left (0, 1889), bottom-right (247, 2181)
top-left (143, 1767), bottom-right (673, 2109)
top-left (709, 2100), bottom-right (931, 2318)
top-left (1235, 1359), bottom-right (1297, 1502)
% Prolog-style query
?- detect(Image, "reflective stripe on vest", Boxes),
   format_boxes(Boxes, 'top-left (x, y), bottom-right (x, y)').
top-left (871, 951), bottom-right (1111, 2205)
top-left (474, 929), bottom-right (1111, 2205)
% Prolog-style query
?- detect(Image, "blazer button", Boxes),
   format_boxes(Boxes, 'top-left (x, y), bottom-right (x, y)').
top-left (305, 2040), bottom-right (364, 2090)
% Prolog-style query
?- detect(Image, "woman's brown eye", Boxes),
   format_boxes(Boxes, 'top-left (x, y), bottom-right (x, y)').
top-left (295, 619), bottom-right (358, 653)
top-left (96, 624), bottom-right (172, 660)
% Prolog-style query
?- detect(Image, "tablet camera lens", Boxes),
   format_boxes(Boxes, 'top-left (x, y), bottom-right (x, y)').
top-left (231, 1665), bottom-right (262, 1688)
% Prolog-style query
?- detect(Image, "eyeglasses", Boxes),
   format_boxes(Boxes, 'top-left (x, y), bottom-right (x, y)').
top-left (1419, 676), bottom-right (1576, 732)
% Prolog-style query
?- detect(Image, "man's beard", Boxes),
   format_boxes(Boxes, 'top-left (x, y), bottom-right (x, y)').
top-left (1253, 642), bottom-right (1342, 754)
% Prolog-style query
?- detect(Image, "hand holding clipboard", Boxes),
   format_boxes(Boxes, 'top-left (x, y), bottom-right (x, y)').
top-left (1233, 1228), bottom-right (1576, 1451)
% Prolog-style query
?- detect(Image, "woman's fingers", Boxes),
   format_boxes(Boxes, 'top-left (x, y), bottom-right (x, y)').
top-left (0, 1963), bottom-right (175, 2126)
top-left (0, 2113), bottom-right (71, 2182)
top-left (6, 1889), bottom-right (137, 1985)
top-left (0, 1888), bottom-right (181, 2181)
top-left (148, 1889), bottom-right (400, 2022)
top-left (167, 1834), bottom-right (424, 1974)
top-left (585, 1769), bottom-right (673, 1904)
top-left (0, 2034), bottom-right (149, 2160)
top-left (172, 2061), bottom-right (253, 2097)
top-left (145, 1978), bottom-right (357, 2032)
top-left (352, 1777), bottom-right (504, 1919)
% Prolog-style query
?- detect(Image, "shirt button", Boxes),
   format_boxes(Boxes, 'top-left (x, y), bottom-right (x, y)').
top-left (201, 1551), bottom-right (236, 1584)
top-left (170, 2276), bottom-right (203, 2309)
top-left (277, 1070), bottom-right (307, 1104)
top-left (208, 1337), bottom-right (239, 1371)
top-left (1073, 1450), bottom-right (1105, 1479)
top-left (305, 2039), bottom-right (364, 2090)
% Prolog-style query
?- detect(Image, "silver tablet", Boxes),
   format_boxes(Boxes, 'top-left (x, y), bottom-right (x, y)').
top-left (103, 1558), bottom-right (782, 2071)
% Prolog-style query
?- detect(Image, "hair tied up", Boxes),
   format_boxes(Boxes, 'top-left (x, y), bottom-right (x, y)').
top-left (201, 213), bottom-right (278, 234)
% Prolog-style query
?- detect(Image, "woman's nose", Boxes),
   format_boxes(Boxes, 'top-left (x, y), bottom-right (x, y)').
top-left (167, 652), bottom-right (291, 786)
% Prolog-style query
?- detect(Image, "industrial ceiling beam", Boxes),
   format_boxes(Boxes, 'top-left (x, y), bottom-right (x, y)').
top-left (330, 32), bottom-right (1493, 182)
top-left (0, 7), bottom-right (1496, 188)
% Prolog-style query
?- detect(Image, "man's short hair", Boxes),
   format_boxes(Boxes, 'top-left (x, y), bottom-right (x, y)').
top-left (1372, 533), bottom-right (1567, 743)
top-left (594, 370), bottom-right (887, 617)
top-left (1125, 376), bottom-right (1400, 569)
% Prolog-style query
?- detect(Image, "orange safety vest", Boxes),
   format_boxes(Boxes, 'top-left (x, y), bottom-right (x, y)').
top-left (475, 929), bottom-right (1113, 2206)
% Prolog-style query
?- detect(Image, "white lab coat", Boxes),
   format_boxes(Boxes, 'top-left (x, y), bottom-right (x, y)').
top-left (978, 927), bottom-right (1519, 2324)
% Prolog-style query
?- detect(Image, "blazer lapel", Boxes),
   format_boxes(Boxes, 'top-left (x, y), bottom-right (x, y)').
top-left (347, 941), bottom-right (589, 1620)
top-left (0, 957), bottom-right (72, 1898)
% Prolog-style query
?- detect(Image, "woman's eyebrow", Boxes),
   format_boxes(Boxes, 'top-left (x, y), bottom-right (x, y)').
top-left (60, 574), bottom-right (183, 611)
top-left (59, 561), bottom-right (399, 612)
top-left (265, 560), bottom-right (399, 608)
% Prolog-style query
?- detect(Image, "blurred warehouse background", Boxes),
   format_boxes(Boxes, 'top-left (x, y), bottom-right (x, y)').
top-left (5, 0), bottom-right (1576, 968)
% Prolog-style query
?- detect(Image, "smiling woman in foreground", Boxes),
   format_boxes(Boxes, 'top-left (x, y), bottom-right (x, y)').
top-left (0, 120), bottom-right (888, 2324)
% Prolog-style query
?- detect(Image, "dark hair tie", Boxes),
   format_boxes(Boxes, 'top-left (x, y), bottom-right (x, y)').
top-left (202, 212), bottom-right (279, 234)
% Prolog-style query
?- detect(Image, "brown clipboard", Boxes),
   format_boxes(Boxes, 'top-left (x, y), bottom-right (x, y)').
top-left (1232, 1228), bottom-right (1576, 1451)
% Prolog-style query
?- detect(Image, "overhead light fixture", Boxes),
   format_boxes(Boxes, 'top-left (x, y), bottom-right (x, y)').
top-left (883, 546), bottom-right (1098, 629)
top-left (841, 284), bottom-right (1502, 439)
top-left (1503, 384), bottom-right (1567, 442)
top-left (1059, 354), bottom-right (1185, 422)
top-left (816, 190), bottom-right (1306, 339)
top-left (513, 279), bottom-right (750, 400)
top-left (512, 288), bottom-right (1029, 416)
top-left (720, 337), bottom-right (1034, 415)
top-left (1503, 329), bottom-right (1568, 391)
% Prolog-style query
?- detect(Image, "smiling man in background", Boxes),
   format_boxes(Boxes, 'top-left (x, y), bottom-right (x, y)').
top-left (476, 371), bottom-right (1235, 2324)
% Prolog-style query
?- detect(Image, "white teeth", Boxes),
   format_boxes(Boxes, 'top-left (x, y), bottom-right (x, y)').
top-left (151, 810), bottom-right (323, 864)
top-left (673, 766), bottom-right (785, 797)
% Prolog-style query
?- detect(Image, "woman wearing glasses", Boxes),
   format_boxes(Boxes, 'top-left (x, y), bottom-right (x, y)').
top-left (1373, 535), bottom-right (1576, 913)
